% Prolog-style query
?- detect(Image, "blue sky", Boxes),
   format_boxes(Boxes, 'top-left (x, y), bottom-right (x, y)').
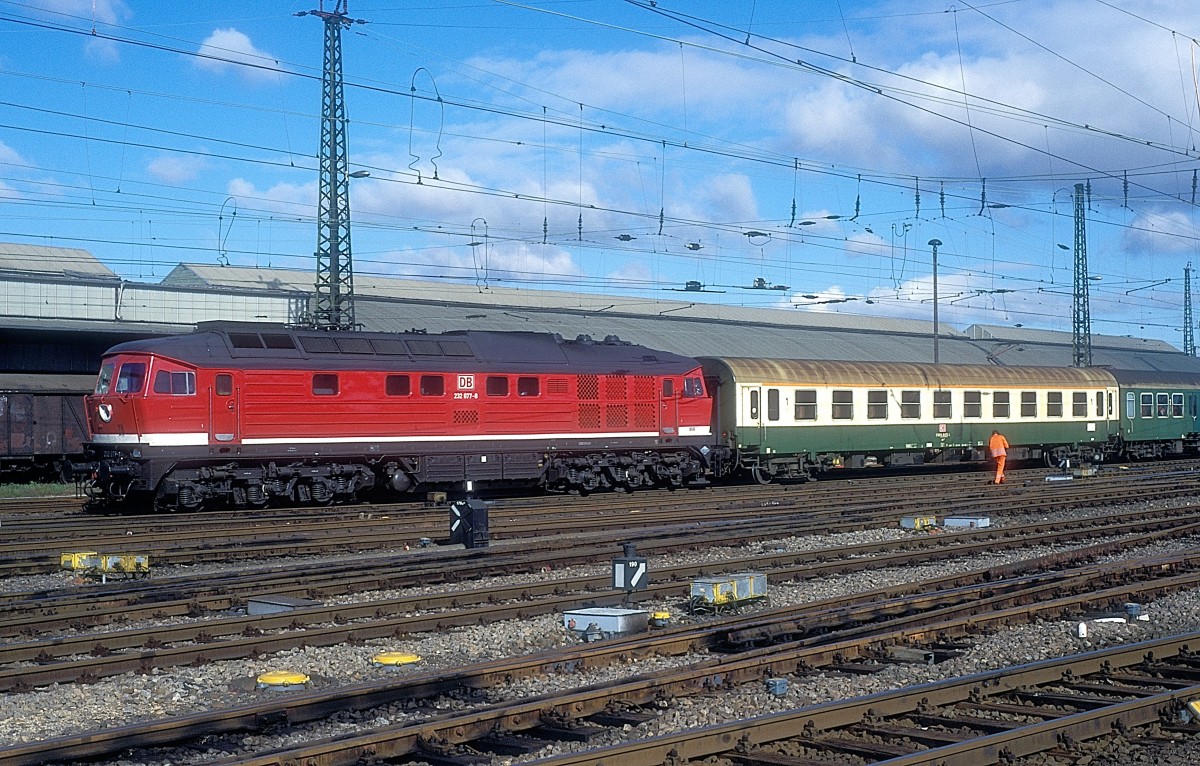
top-left (3, 1), bottom-right (1200, 345)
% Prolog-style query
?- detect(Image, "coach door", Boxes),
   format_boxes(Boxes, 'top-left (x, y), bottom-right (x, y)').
top-left (741, 385), bottom-right (766, 449)
top-left (210, 372), bottom-right (239, 443)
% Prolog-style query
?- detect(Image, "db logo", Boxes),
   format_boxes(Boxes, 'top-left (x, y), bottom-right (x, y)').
top-left (937, 423), bottom-right (947, 433)
top-left (457, 375), bottom-right (475, 391)
top-left (97, 403), bottom-right (113, 422)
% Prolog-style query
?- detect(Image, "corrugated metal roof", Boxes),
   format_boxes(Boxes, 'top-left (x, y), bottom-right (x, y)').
top-left (0, 243), bottom-right (117, 280)
top-left (966, 323), bottom-right (1178, 353)
top-left (700, 358), bottom-right (1118, 387)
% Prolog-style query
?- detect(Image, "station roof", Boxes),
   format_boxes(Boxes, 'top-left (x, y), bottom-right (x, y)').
top-left (0, 243), bottom-right (118, 280)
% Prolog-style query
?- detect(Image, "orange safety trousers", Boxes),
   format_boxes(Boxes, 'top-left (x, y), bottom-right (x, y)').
top-left (994, 455), bottom-right (1007, 484)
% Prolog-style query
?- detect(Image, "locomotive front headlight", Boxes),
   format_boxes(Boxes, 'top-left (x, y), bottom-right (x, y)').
top-left (131, 448), bottom-right (142, 459)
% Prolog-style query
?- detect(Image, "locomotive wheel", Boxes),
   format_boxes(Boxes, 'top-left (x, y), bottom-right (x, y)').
top-left (752, 466), bottom-right (773, 485)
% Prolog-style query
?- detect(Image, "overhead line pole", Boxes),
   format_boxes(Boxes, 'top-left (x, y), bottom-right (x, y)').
top-left (1072, 183), bottom-right (1092, 367)
top-left (298, 1), bottom-right (365, 331)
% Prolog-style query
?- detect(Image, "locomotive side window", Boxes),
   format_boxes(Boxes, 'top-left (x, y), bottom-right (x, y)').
top-left (216, 374), bottom-right (233, 397)
top-left (963, 391), bottom-right (981, 418)
top-left (794, 389), bottom-right (817, 420)
top-left (385, 374), bottom-right (411, 396)
top-left (684, 377), bottom-right (703, 397)
top-left (313, 374), bottom-right (339, 396)
top-left (115, 363), bottom-right (147, 394)
top-left (832, 389), bottom-right (853, 420)
top-left (900, 390), bottom-right (920, 419)
top-left (153, 370), bottom-right (196, 395)
top-left (486, 376), bottom-right (508, 396)
top-left (517, 377), bottom-right (540, 397)
top-left (1140, 393), bottom-right (1153, 418)
top-left (1172, 393), bottom-right (1184, 417)
top-left (662, 379), bottom-right (674, 398)
top-left (420, 375), bottom-right (444, 396)
top-left (1021, 391), bottom-right (1037, 417)
top-left (867, 389), bottom-right (887, 419)
top-left (95, 363), bottom-right (115, 395)
top-left (933, 390), bottom-right (952, 419)
top-left (992, 391), bottom-right (1010, 418)
top-left (1047, 392), bottom-right (1063, 417)
top-left (767, 388), bottom-right (780, 421)
top-left (1157, 393), bottom-right (1170, 417)
top-left (1072, 392), bottom-right (1087, 417)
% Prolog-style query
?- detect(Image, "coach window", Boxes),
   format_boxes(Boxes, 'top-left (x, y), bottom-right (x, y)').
top-left (993, 391), bottom-right (1010, 418)
top-left (1139, 392), bottom-right (1153, 418)
top-left (900, 390), bottom-right (920, 419)
top-left (933, 390), bottom-right (952, 419)
top-left (1127, 392), bottom-right (1137, 418)
top-left (517, 377), bottom-right (540, 397)
top-left (964, 390), bottom-right (982, 418)
top-left (794, 389), bottom-right (817, 420)
top-left (662, 379), bottom-right (674, 398)
top-left (1072, 392), bottom-right (1088, 417)
top-left (1021, 391), bottom-right (1037, 418)
top-left (766, 389), bottom-right (780, 421)
top-left (486, 376), bottom-right (509, 397)
top-left (115, 362), bottom-right (147, 394)
top-left (1172, 393), bottom-right (1184, 417)
top-left (684, 377), bottom-right (704, 397)
top-left (1095, 392), bottom-right (1105, 418)
top-left (1157, 393), bottom-right (1170, 417)
top-left (215, 374), bottom-right (233, 397)
top-left (153, 370), bottom-right (196, 395)
top-left (1047, 391), bottom-right (1063, 417)
top-left (832, 389), bottom-right (853, 420)
top-left (749, 390), bottom-right (760, 420)
top-left (867, 389), bottom-right (888, 419)
top-left (385, 374), bottom-right (411, 396)
top-left (313, 374), bottom-right (339, 396)
top-left (420, 375), bottom-right (444, 396)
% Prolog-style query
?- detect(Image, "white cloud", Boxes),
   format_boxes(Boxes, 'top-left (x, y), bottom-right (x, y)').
top-left (195, 29), bottom-right (278, 82)
top-left (146, 155), bottom-right (207, 185)
top-left (1122, 209), bottom-right (1200, 254)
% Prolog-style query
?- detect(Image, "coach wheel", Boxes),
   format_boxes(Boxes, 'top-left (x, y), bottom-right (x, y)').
top-left (752, 466), bottom-right (773, 485)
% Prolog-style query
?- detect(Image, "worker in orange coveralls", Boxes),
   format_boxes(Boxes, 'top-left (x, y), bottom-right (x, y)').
top-left (988, 429), bottom-right (1009, 484)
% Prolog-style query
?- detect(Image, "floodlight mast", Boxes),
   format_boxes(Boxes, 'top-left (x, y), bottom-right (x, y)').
top-left (298, 1), bottom-right (366, 331)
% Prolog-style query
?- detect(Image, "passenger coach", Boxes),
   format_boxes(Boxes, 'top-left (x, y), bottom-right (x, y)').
top-left (701, 358), bottom-right (1120, 482)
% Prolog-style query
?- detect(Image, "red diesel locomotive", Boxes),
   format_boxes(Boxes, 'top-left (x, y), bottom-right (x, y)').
top-left (81, 322), bottom-right (723, 511)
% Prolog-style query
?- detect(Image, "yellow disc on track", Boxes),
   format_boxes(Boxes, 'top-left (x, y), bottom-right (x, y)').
top-left (372, 651), bottom-right (422, 666)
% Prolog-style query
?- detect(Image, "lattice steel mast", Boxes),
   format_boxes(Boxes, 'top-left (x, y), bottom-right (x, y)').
top-left (1186, 262), bottom-right (1195, 356)
top-left (1072, 182), bottom-right (1092, 367)
top-left (297, 1), bottom-right (364, 330)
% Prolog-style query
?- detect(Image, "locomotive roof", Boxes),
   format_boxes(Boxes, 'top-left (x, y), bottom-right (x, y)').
top-left (100, 323), bottom-right (702, 375)
top-left (699, 357), bottom-right (1119, 388)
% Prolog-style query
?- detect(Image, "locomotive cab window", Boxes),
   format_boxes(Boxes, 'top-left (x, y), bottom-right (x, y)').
top-left (963, 391), bottom-right (982, 418)
top-left (1047, 391), bottom-right (1063, 417)
top-left (115, 362), bottom-right (147, 394)
top-left (486, 376), bottom-right (509, 396)
top-left (386, 374), bottom-right (411, 396)
top-left (832, 389), bottom-right (853, 420)
top-left (153, 370), bottom-right (196, 395)
top-left (794, 389), bottom-right (817, 420)
top-left (867, 389), bottom-right (887, 420)
top-left (933, 390), bottom-right (952, 419)
top-left (420, 375), bottom-right (444, 396)
top-left (95, 363), bottom-right (115, 395)
top-left (1021, 391), bottom-right (1037, 418)
top-left (313, 374), bottom-right (339, 396)
top-left (1072, 392), bottom-right (1088, 417)
top-left (215, 374), bottom-right (233, 397)
top-left (993, 391), bottom-right (1010, 418)
top-left (1140, 393), bottom-right (1154, 418)
top-left (517, 377), bottom-right (540, 397)
top-left (683, 377), bottom-right (704, 397)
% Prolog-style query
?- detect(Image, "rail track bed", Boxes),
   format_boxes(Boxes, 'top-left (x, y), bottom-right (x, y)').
top-left (4, 466), bottom-right (1200, 764)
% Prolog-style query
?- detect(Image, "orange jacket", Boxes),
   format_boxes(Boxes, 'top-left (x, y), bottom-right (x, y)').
top-left (988, 432), bottom-right (1009, 457)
